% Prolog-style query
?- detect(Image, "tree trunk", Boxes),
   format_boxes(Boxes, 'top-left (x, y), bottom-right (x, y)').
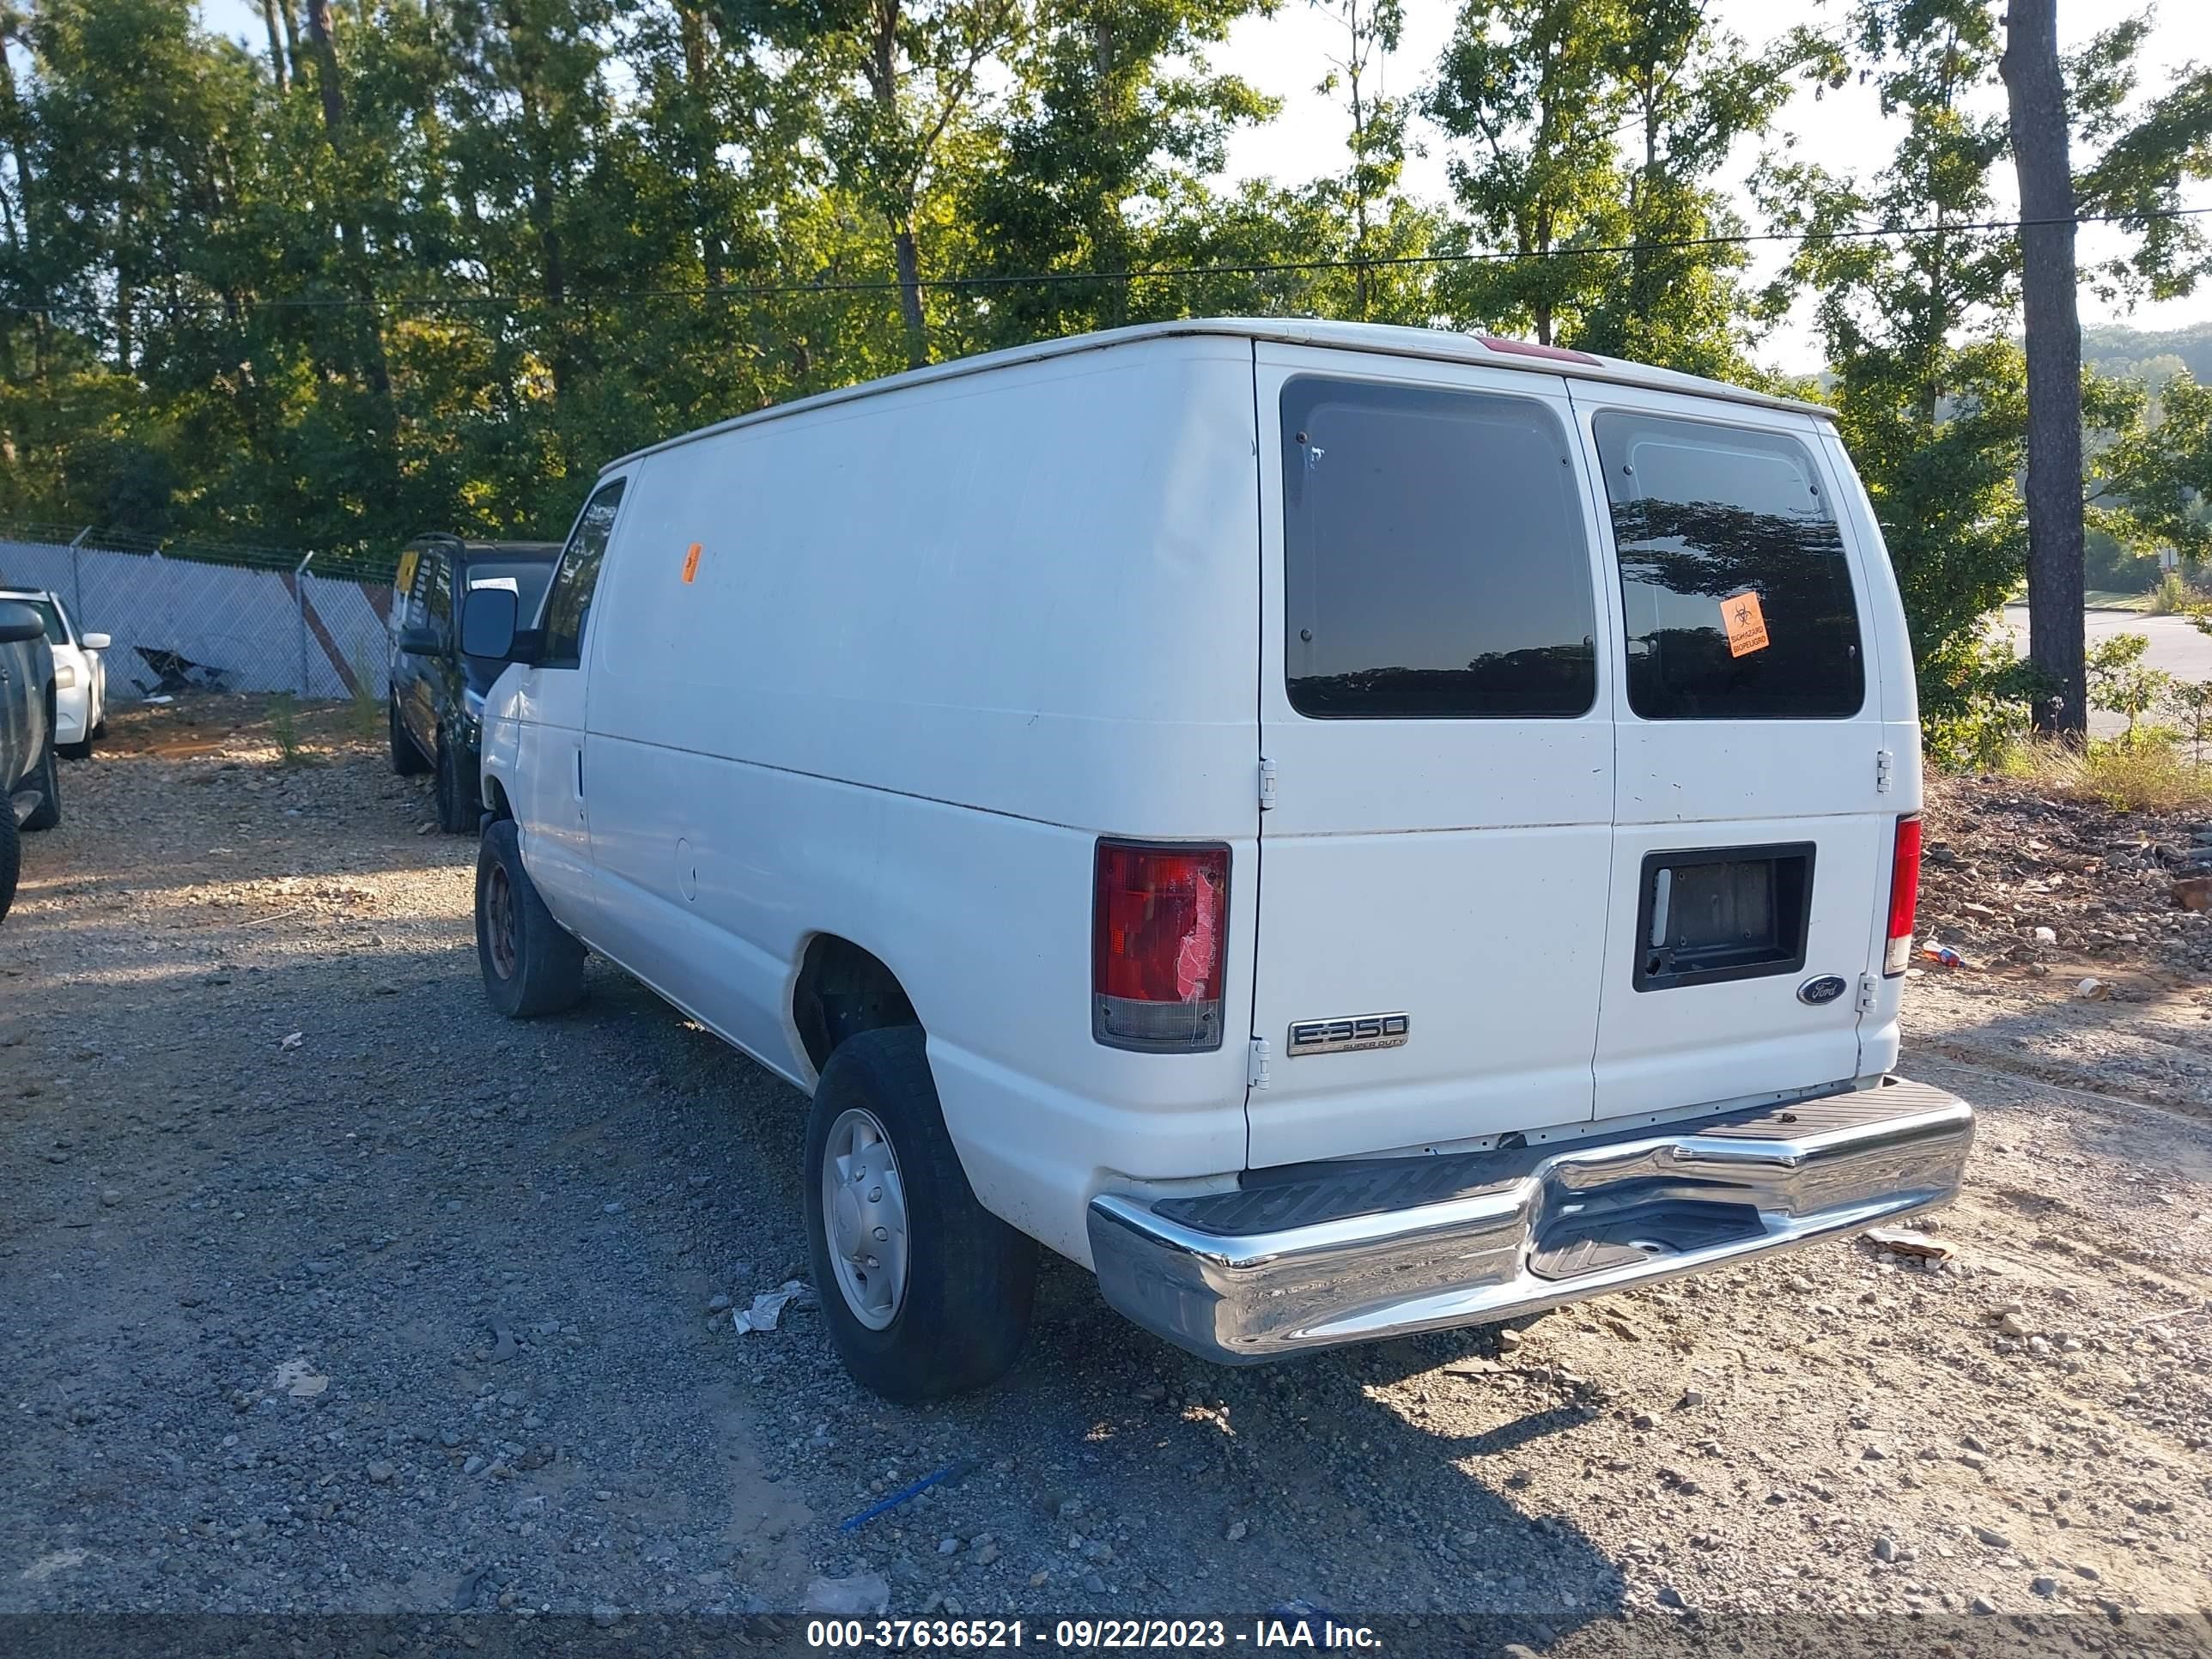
top-left (678, 3), bottom-right (723, 289)
top-left (891, 222), bottom-right (927, 368)
top-left (866, 0), bottom-right (926, 368)
top-left (260, 0), bottom-right (290, 92)
top-left (303, 0), bottom-right (398, 422)
top-left (279, 0), bottom-right (306, 94)
top-left (0, 32), bottom-right (44, 379)
top-left (2002, 0), bottom-right (2087, 738)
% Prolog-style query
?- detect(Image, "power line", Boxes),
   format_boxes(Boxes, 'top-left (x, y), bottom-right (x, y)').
top-left (2, 204), bottom-right (2206, 320)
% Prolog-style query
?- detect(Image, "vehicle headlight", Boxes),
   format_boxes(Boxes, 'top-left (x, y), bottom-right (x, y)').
top-left (54, 664), bottom-right (76, 689)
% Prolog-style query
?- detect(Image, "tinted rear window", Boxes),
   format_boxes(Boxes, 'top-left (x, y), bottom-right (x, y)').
top-left (1283, 378), bottom-right (1597, 718)
top-left (1594, 411), bottom-right (1863, 720)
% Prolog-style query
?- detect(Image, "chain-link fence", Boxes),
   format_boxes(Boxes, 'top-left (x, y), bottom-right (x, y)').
top-left (0, 524), bottom-right (398, 703)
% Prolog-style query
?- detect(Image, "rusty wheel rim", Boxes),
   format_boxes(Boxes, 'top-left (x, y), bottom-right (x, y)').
top-left (485, 863), bottom-right (519, 980)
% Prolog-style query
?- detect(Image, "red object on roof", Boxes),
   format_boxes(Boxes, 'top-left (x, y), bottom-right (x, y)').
top-left (1478, 335), bottom-right (1603, 366)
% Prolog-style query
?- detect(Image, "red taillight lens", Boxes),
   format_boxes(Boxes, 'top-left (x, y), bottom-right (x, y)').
top-left (1092, 840), bottom-right (1229, 1051)
top-left (1884, 814), bottom-right (1922, 976)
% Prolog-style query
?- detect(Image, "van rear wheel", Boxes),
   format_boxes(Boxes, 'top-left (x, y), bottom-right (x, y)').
top-left (804, 1026), bottom-right (1037, 1401)
top-left (475, 818), bottom-right (586, 1017)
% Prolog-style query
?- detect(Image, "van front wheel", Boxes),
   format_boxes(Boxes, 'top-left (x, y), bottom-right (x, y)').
top-left (804, 1026), bottom-right (1037, 1401)
top-left (475, 818), bottom-right (586, 1018)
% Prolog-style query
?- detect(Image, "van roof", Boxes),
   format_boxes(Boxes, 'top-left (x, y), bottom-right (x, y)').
top-left (603, 317), bottom-right (1832, 474)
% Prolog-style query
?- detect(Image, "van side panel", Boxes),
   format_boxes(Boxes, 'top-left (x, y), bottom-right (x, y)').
top-left (580, 337), bottom-right (1261, 1263)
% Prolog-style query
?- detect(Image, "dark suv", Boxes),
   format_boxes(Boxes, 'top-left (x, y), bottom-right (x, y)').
top-left (389, 537), bottom-right (562, 832)
top-left (1, 599), bottom-right (61, 924)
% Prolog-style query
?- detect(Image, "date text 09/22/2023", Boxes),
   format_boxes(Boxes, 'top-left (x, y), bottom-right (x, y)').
top-left (804, 1618), bottom-right (1384, 1650)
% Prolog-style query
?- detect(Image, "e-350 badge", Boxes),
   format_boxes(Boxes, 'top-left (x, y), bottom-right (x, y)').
top-left (1288, 1012), bottom-right (1409, 1056)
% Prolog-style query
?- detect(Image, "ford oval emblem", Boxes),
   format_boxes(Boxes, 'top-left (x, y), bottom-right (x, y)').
top-left (1797, 974), bottom-right (1849, 1006)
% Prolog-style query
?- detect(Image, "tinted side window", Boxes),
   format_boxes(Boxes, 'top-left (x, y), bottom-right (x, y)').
top-left (402, 550), bottom-right (434, 629)
top-left (1283, 378), bottom-right (1596, 719)
top-left (541, 481), bottom-right (627, 670)
top-left (1595, 412), bottom-right (1863, 720)
top-left (426, 553), bottom-right (453, 629)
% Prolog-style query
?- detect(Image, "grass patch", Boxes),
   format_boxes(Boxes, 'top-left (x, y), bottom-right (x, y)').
top-left (2001, 738), bottom-right (2212, 814)
top-left (265, 692), bottom-right (324, 768)
top-left (347, 646), bottom-right (385, 743)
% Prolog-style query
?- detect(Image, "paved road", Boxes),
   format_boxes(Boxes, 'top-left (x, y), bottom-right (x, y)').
top-left (1998, 605), bottom-right (2212, 736)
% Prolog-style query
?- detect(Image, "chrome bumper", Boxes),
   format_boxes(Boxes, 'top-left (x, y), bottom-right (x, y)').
top-left (1087, 1077), bottom-right (1973, 1364)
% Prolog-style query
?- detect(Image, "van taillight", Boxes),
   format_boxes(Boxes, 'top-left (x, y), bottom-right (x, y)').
top-left (1092, 840), bottom-right (1229, 1052)
top-left (1884, 815), bottom-right (1923, 976)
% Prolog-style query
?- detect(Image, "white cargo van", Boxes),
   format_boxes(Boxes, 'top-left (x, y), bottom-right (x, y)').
top-left (460, 319), bottom-right (1973, 1401)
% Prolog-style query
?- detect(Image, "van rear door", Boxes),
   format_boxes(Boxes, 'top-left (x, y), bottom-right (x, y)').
top-left (1570, 387), bottom-right (1893, 1118)
top-left (1246, 343), bottom-right (1620, 1170)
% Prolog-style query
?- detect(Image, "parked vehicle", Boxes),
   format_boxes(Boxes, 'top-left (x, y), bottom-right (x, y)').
top-left (0, 599), bottom-right (62, 924)
top-left (0, 588), bottom-right (109, 759)
top-left (387, 537), bottom-right (563, 832)
top-left (460, 319), bottom-right (1974, 1401)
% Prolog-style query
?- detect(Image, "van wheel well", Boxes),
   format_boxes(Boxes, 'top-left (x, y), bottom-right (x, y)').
top-left (794, 937), bottom-right (918, 1073)
top-left (483, 777), bottom-right (513, 822)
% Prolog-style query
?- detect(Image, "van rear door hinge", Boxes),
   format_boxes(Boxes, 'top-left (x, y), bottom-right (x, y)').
top-left (1856, 973), bottom-right (1878, 1014)
top-left (1875, 748), bottom-right (1895, 793)
top-left (1247, 1037), bottom-right (1273, 1090)
top-left (1257, 757), bottom-right (1278, 811)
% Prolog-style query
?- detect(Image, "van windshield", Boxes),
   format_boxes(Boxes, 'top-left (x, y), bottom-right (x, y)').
top-left (1595, 412), bottom-right (1864, 720)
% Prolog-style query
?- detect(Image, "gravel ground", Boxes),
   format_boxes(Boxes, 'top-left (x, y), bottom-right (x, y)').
top-left (3, 699), bottom-right (2209, 1634)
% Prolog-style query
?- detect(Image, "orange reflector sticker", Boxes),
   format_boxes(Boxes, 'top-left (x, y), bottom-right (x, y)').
top-left (1722, 591), bottom-right (1769, 657)
top-left (681, 542), bottom-right (702, 583)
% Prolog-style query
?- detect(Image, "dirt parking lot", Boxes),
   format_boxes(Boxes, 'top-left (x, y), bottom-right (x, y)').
top-left (3, 700), bottom-right (2209, 1644)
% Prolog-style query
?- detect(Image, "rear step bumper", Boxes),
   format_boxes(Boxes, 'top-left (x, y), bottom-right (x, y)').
top-left (1086, 1076), bottom-right (1972, 1364)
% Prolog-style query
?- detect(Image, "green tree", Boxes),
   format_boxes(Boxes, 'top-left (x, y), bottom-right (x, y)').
top-left (958, 0), bottom-right (1277, 346)
top-left (720, 0), bottom-right (1032, 367)
top-left (1426, 0), bottom-right (1626, 347)
top-left (1574, 1), bottom-right (1799, 379)
top-left (1758, 0), bottom-right (2024, 722)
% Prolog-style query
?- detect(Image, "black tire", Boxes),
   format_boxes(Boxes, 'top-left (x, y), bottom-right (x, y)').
top-left (0, 805), bottom-right (18, 925)
top-left (804, 1026), bottom-right (1038, 1401)
top-left (434, 734), bottom-right (478, 835)
top-left (59, 738), bottom-right (92, 761)
top-left (389, 699), bottom-right (430, 776)
top-left (475, 817), bottom-right (586, 1018)
top-left (20, 735), bottom-right (60, 831)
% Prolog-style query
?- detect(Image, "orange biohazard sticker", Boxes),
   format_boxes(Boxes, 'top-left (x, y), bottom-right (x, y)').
top-left (1722, 590), bottom-right (1770, 657)
top-left (681, 542), bottom-right (702, 583)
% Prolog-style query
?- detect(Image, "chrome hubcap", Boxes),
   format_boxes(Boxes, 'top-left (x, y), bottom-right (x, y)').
top-left (822, 1107), bottom-right (908, 1330)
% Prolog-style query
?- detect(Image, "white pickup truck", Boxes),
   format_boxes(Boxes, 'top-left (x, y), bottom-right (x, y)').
top-left (460, 319), bottom-right (1974, 1401)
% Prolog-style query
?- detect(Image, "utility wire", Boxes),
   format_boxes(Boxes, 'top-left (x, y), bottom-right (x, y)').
top-left (2, 204), bottom-right (2206, 319)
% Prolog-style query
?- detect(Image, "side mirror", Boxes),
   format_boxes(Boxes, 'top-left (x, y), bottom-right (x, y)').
top-left (395, 623), bottom-right (444, 657)
top-left (459, 586), bottom-right (522, 661)
top-left (0, 602), bottom-right (41, 645)
top-left (82, 632), bottom-right (111, 650)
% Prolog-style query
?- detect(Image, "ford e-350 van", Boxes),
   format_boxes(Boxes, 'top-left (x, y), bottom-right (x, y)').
top-left (458, 319), bottom-right (1972, 1401)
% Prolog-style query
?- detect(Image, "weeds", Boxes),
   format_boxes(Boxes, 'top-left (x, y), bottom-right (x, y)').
top-left (267, 692), bottom-right (313, 767)
top-left (347, 647), bottom-right (384, 742)
top-left (2143, 570), bottom-right (2203, 617)
top-left (2002, 737), bottom-right (2212, 814)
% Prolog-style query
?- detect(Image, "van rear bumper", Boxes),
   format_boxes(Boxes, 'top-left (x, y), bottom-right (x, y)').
top-left (1086, 1076), bottom-right (1972, 1364)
